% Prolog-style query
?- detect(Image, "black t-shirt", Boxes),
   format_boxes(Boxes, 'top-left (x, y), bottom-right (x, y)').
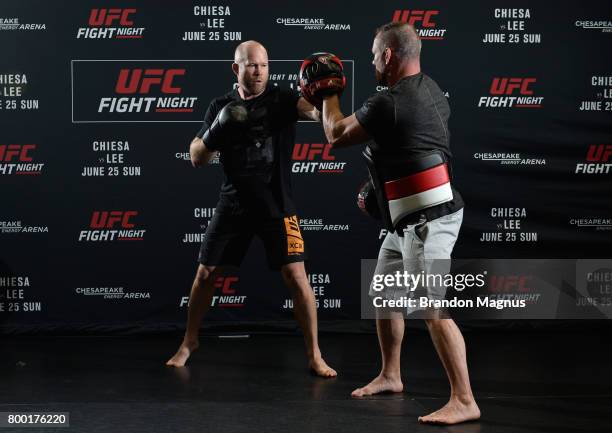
top-left (197, 84), bottom-right (300, 218)
top-left (355, 72), bottom-right (464, 225)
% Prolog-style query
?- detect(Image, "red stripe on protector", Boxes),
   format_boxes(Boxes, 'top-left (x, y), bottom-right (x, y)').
top-left (384, 163), bottom-right (449, 200)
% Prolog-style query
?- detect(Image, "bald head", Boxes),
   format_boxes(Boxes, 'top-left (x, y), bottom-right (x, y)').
top-left (375, 22), bottom-right (421, 60)
top-left (234, 40), bottom-right (268, 64)
top-left (371, 22), bottom-right (421, 86)
top-left (232, 40), bottom-right (269, 98)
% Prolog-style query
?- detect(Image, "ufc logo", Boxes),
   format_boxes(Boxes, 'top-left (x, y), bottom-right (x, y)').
top-left (90, 211), bottom-right (138, 229)
top-left (88, 8), bottom-right (136, 26)
top-left (292, 143), bottom-right (335, 161)
top-left (284, 216), bottom-right (302, 237)
top-left (587, 145), bottom-right (612, 162)
top-left (115, 69), bottom-right (185, 94)
top-left (392, 10), bottom-right (438, 27)
top-left (214, 276), bottom-right (239, 294)
top-left (490, 78), bottom-right (536, 96)
top-left (490, 276), bottom-right (532, 293)
top-left (287, 220), bottom-right (300, 233)
top-left (0, 144), bottom-right (35, 162)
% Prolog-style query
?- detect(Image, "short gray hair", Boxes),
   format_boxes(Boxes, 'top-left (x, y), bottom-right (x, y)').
top-left (375, 22), bottom-right (421, 60)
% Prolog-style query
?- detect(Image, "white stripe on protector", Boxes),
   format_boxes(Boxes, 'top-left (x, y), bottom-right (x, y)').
top-left (388, 183), bottom-right (453, 227)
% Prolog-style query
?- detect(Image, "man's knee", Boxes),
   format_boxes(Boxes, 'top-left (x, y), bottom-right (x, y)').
top-left (195, 264), bottom-right (217, 285)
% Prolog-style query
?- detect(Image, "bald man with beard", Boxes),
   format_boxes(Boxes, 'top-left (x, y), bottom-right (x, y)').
top-left (316, 23), bottom-right (480, 424)
top-left (166, 41), bottom-right (336, 378)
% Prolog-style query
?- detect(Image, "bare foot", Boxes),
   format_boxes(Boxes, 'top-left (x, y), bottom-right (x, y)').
top-left (166, 340), bottom-right (199, 367)
top-left (418, 397), bottom-right (481, 425)
top-left (309, 357), bottom-right (337, 378)
top-left (351, 374), bottom-right (403, 397)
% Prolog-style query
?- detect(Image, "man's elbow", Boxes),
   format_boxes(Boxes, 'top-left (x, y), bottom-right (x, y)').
top-left (327, 125), bottom-right (345, 149)
top-left (190, 149), bottom-right (204, 168)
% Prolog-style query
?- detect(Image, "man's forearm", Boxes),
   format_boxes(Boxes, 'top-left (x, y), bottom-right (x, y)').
top-left (189, 137), bottom-right (215, 167)
top-left (302, 104), bottom-right (321, 122)
top-left (297, 96), bottom-right (322, 122)
top-left (310, 107), bottom-right (322, 122)
top-left (322, 95), bottom-right (345, 144)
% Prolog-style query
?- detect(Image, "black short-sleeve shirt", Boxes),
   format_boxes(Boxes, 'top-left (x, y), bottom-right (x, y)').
top-left (355, 72), bottom-right (464, 225)
top-left (197, 84), bottom-right (300, 218)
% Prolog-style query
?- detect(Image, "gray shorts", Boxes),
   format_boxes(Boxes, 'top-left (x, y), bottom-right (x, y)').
top-left (370, 208), bottom-right (463, 317)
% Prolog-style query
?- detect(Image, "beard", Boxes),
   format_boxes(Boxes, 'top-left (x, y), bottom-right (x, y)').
top-left (243, 78), bottom-right (267, 97)
top-left (375, 68), bottom-right (388, 86)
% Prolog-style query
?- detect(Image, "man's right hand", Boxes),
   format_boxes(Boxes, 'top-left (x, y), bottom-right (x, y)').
top-left (202, 100), bottom-right (249, 151)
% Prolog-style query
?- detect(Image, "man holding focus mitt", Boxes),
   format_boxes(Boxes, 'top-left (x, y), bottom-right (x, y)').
top-left (299, 23), bottom-right (479, 426)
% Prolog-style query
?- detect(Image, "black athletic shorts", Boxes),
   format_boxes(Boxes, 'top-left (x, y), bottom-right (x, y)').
top-left (198, 211), bottom-right (306, 270)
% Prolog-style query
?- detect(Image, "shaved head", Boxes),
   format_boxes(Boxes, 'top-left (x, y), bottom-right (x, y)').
top-left (375, 22), bottom-right (421, 60)
top-left (232, 40), bottom-right (269, 98)
top-left (371, 22), bottom-right (421, 86)
top-left (234, 40), bottom-right (268, 64)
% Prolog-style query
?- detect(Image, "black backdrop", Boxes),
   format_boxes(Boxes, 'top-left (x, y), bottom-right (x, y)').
top-left (1, 0), bottom-right (611, 334)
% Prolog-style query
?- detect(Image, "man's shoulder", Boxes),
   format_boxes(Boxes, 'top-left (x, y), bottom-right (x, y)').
top-left (370, 86), bottom-right (393, 99)
top-left (417, 74), bottom-right (448, 105)
top-left (390, 73), bottom-right (444, 100)
top-left (408, 73), bottom-right (444, 95)
top-left (420, 73), bottom-right (443, 90)
top-left (360, 89), bottom-right (395, 114)
top-left (209, 90), bottom-right (237, 108)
